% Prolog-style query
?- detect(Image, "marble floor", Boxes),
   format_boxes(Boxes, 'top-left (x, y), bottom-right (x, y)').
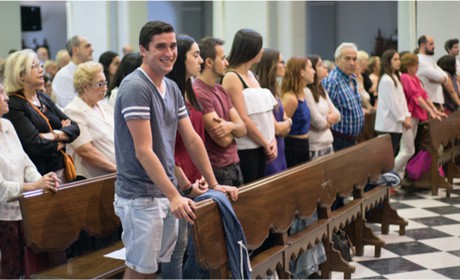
top-left (331, 178), bottom-right (460, 280)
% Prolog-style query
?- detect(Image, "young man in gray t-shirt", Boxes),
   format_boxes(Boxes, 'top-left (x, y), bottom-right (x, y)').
top-left (113, 21), bottom-right (235, 279)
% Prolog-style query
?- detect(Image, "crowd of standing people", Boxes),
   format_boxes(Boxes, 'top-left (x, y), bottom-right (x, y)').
top-left (1, 18), bottom-right (459, 279)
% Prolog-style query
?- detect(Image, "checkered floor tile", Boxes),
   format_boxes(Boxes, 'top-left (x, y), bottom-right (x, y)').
top-left (331, 178), bottom-right (460, 279)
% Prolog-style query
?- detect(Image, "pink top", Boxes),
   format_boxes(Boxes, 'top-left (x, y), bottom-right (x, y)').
top-left (400, 73), bottom-right (429, 121)
top-left (174, 101), bottom-right (205, 183)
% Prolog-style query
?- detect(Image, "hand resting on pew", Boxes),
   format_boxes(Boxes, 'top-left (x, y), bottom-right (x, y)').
top-left (22, 171), bottom-right (60, 193)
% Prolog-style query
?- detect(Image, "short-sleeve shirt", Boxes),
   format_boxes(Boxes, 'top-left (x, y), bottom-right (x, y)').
top-left (322, 67), bottom-right (364, 137)
top-left (194, 78), bottom-right (239, 168)
top-left (64, 96), bottom-right (115, 179)
top-left (114, 68), bottom-right (188, 199)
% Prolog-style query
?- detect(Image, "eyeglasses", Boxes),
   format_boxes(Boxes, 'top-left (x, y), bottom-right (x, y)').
top-left (93, 81), bottom-right (108, 88)
top-left (31, 62), bottom-right (44, 71)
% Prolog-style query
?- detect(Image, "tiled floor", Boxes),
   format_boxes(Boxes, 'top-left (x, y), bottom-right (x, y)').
top-left (331, 179), bottom-right (460, 279)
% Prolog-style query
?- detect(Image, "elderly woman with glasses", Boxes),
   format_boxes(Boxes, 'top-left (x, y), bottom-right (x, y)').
top-left (63, 61), bottom-right (116, 179)
top-left (3, 49), bottom-right (80, 183)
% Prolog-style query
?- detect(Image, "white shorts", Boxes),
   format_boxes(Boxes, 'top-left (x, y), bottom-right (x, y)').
top-left (114, 195), bottom-right (178, 274)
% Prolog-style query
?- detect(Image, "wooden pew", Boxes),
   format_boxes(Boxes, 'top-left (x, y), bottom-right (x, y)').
top-left (405, 111), bottom-right (460, 197)
top-left (192, 135), bottom-right (406, 279)
top-left (18, 173), bottom-right (124, 279)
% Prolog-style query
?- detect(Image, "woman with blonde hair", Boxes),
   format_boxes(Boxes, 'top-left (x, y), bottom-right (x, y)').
top-left (367, 55), bottom-right (381, 106)
top-left (63, 61), bottom-right (116, 179)
top-left (4, 49), bottom-right (80, 182)
top-left (281, 56), bottom-right (315, 167)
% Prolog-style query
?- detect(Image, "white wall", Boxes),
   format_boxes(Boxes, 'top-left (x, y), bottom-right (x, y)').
top-left (213, 1), bottom-right (270, 55)
top-left (21, 1), bottom-right (67, 59)
top-left (0, 1), bottom-right (22, 58)
top-left (416, 1), bottom-right (460, 61)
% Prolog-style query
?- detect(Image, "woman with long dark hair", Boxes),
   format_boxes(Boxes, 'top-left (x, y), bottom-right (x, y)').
top-left (305, 55), bottom-right (341, 160)
top-left (163, 34), bottom-right (237, 279)
top-left (374, 49), bottom-right (411, 157)
top-left (437, 55), bottom-right (460, 113)
top-left (98, 51), bottom-right (120, 88)
top-left (222, 29), bottom-right (278, 183)
top-left (105, 52), bottom-right (142, 106)
top-left (252, 48), bottom-right (291, 176)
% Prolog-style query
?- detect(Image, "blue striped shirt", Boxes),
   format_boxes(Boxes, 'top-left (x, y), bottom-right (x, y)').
top-left (321, 67), bottom-right (364, 137)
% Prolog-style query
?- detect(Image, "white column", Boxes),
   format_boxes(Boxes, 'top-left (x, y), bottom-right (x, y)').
top-left (275, 1), bottom-right (307, 59)
top-left (397, 0), bottom-right (416, 53)
top-left (66, 1), bottom-right (109, 60)
top-left (212, 1), bottom-right (269, 51)
top-left (0, 2), bottom-right (21, 57)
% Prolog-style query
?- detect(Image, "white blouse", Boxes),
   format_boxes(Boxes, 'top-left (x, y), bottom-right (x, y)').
top-left (236, 87), bottom-right (277, 150)
top-left (0, 119), bottom-right (41, 221)
top-left (64, 96), bottom-right (115, 179)
top-left (375, 74), bottom-right (411, 133)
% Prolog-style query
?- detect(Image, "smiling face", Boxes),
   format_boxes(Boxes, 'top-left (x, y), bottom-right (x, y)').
top-left (140, 32), bottom-right (178, 79)
top-left (185, 42), bottom-right (203, 79)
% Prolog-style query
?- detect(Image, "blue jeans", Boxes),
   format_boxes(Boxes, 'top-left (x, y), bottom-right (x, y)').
top-left (161, 218), bottom-right (188, 279)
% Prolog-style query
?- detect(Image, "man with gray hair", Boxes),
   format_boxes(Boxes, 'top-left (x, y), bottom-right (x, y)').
top-left (322, 42), bottom-right (364, 151)
top-left (52, 35), bottom-right (93, 108)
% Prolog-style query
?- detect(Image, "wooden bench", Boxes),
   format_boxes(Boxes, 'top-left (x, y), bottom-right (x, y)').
top-left (18, 173), bottom-right (124, 279)
top-left (192, 135), bottom-right (406, 279)
top-left (405, 111), bottom-right (460, 197)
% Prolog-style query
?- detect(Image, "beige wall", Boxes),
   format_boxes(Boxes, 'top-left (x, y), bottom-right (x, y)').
top-left (0, 1), bottom-right (21, 58)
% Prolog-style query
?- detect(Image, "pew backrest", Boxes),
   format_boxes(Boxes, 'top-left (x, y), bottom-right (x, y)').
top-left (19, 173), bottom-right (119, 253)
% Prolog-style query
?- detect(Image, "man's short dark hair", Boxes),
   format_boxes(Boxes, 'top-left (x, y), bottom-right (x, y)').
top-left (444, 38), bottom-right (459, 53)
top-left (139, 21), bottom-right (175, 50)
top-left (417, 35), bottom-right (427, 48)
top-left (198, 36), bottom-right (225, 70)
top-left (66, 35), bottom-right (81, 57)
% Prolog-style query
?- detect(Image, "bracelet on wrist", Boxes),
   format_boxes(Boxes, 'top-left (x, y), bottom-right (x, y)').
top-left (210, 183), bottom-right (219, 190)
top-left (181, 182), bottom-right (193, 196)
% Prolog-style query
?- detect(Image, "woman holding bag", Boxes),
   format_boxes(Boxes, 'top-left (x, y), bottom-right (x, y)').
top-left (3, 49), bottom-right (80, 183)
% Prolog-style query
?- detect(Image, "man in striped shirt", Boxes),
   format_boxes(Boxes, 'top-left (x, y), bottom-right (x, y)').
top-left (322, 42), bottom-right (364, 151)
top-left (113, 21), bottom-right (225, 279)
